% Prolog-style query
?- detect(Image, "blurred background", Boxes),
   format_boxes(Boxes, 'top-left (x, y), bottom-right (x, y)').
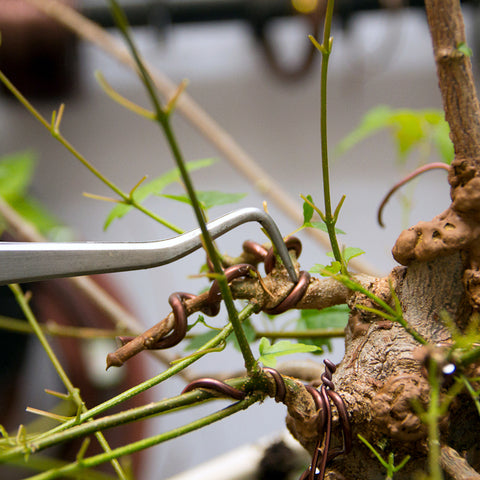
top-left (0, 1), bottom-right (479, 478)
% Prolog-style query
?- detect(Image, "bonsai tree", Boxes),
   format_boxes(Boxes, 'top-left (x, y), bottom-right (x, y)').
top-left (0, 0), bottom-right (479, 479)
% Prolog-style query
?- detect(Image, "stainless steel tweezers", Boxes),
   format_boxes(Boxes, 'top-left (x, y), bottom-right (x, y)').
top-left (0, 207), bottom-right (298, 286)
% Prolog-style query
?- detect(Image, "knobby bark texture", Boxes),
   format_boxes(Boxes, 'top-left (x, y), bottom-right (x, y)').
top-left (284, 1), bottom-right (480, 478)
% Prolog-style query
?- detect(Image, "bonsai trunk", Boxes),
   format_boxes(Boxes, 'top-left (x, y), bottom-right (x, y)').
top-left (287, 1), bottom-right (480, 478)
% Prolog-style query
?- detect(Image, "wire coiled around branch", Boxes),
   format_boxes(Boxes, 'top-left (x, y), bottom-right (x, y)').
top-left (107, 237), bottom-right (308, 367)
top-left (300, 360), bottom-right (352, 480)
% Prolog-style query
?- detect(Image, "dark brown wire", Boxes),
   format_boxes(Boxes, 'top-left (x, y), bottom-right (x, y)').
top-left (109, 237), bottom-right (304, 366)
top-left (264, 270), bottom-right (310, 315)
top-left (300, 360), bottom-right (352, 480)
top-left (181, 378), bottom-right (246, 400)
top-left (150, 292), bottom-right (197, 349)
top-left (151, 265), bottom-right (256, 348)
top-left (264, 237), bottom-right (302, 275)
top-left (242, 240), bottom-right (269, 262)
top-left (207, 264), bottom-right (256, 312)
top-left (263, 367), bottom-right (287, 403)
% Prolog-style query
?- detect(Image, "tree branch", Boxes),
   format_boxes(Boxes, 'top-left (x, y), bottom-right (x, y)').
top-left (440, 445), bottom-right (480, 480)
top-left (107, 266), bottom-right (376, 366)
top-left (393, 0), bottom-right (480, 277)
top-left (424, 0), bottom-right (480, 162)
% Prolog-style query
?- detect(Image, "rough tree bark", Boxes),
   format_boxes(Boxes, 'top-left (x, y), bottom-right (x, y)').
top-left (286, 1), bottom-right (480, 478)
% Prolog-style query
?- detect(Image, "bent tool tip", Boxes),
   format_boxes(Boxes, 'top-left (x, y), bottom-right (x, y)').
top-left (0, 207), bottom-right (298, 285)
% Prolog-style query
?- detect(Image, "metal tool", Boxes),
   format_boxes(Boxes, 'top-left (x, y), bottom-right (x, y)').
top-left (0, 207), bottom-right (298, 286)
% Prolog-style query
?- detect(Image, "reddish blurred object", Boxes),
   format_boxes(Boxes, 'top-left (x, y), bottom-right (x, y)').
top-left (0, 0), bottom-right (78, 98)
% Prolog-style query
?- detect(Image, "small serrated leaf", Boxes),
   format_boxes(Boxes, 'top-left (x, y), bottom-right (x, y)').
top-left (343, 247), bottom-right (365, 264)
top-left (103, 158), bottom-right (216, 230)
top-left (310, 261), bottom-right (342, 276)
top-left (161, 190), bottom-right (246, 210)
top-left (104, 203), bottom-right (131, 230)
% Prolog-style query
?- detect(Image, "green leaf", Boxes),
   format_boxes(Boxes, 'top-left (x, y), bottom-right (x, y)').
top-left (310, 261), bottom-right (341, 276)
top-left (299, 305), bottom-right (349, 329)
top-left (161, 190), bottom-right (246, 210)
top-left (258, 337), bottom-right (322, 367)
top-left (432, 120), bottom-right (454, 164)
top-left (103, 158), bottom-right (216, 230)
top-left (10, 197), bottom-right (62, 237)
top-left (304, 221), bottom-right (345, 235)
top-left (324, 247), bottom-right (363, 269)
top-left (0, 151), bottom-right (64, 237)
top-left (104, 203), bottom-right (131, 230)
top-left (135, 158), bottom-right (217, 203)
top-left (297, 305), bottom-right (349, 351)
top-left (343, 247), bottom-right (365, 264)
top-left (0, 151), bottom-right (36, 201)
top-left (303, 195), bottom-right (314, 224)
top-left (335, 105), bottom-right (393, 155)
top-left (336, 106), bottom-right (454, 165)
top-left (389, 111), bottom-right (424, 160)
top-left (457, 42), bottom-right (473, 57)
top-left (184, 330), bottom-right (218, 351)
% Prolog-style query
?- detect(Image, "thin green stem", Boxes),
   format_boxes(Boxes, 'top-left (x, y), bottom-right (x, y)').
top-left (10, 303), bottom-right (256, 455)
top-left (333, 273), bottom-right (428, 345)
top-left (318, 0), bottom-right (346, 274)
top-left (5, 454), bottom-right (117, 480)
top-left (4, 378), bottom-right (251, 459)
top-left (25, 395), bottom-right (259, 480)
top-left (460, 375), bottom-right (480, 416)
top-left (128, 198), bottom-right (183, 233)
top-left (425, 358), bottom-right (443, 480)
top-left (357, 434), bottom-right (411, 478)
top-left (0, 70), bottom-right (50, 130)
top-left (456, 344), bottom-right (480, 367)
top-left (8, 285), bottom-right (128, 480)
top-left (9, 286), bottom-right (80, 408)
top-left (0, 67), bottom-right (183, 234)
top-left (162, 121), bottom-right (257, 372)
top-left (0, 315), bottom-right (126, 339)
top-left (109, 0), bottom-right (257, 372)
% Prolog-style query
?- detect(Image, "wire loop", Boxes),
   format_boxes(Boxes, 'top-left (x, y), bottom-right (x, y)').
top-left (300, 360), bottom-right (352, 480)
top-left (181, 378), bottom-right (246, 400)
